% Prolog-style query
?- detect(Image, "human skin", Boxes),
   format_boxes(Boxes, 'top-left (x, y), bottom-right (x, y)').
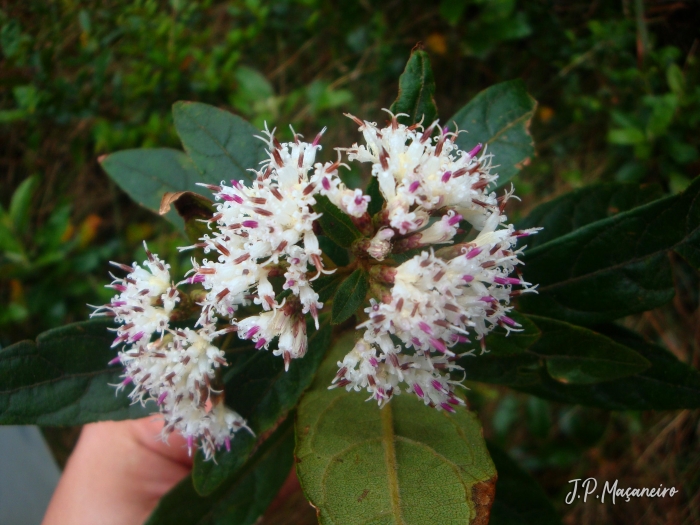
top-left (42, 418), bottom-right (192, 525)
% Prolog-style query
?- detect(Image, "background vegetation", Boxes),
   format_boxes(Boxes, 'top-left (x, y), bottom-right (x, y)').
top-left (1, 1), bottom-right (699, 523)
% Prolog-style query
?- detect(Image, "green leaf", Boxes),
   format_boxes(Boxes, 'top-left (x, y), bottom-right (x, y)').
top-left (314, 272), bottom-right (346, 304)
top-left (296, 332), bottom-right (497, 525)
top-left (313, 194), bottom-right (363, 248)
top-left (462, 314), bottom-right (648, 386)
top-left (0, 319), bottom-right (150, 425)
top-left (516, 182), bottom-right (663, 249)
top-left (9, 175), bottom-right (39, 234)
top-left (318, 235), bottom-right (350, 267)
top-left (519, 324), bottom-right (700, 410)
top-left (365, 176), bottom-right (385, 217)
top-left (331, 269), bottom-right (369, 325)
top-left (440, 0), bottom-right (468, 26)
top-left (667, 63), bottom-right (685, 95)
top-left (192, 316), bottom-right (331, 495)
top-left (147, 416), bottom-right (294, 525)
top-left (530, 315), bottom-right (650, 384)
top-left (389, 47), bottom-right (438, 126)
top-left (519, 177), bottom-right (700, 324)
top-left (487, 442), bottom-right (562, 525)
top-left (450, 80), bottom-right (537, 187)
top-left (99, 148), bottom-right (204, 228)
top-left (172, 101), bottom-right (267, 184)
top-left (607, 127), bottom-right (645, 145)
top-left (464, 321), bottom-right (700, 410)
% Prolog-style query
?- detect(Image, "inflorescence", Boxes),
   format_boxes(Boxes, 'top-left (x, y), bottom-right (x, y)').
top-left (92, 110), bottom-right (539, 459)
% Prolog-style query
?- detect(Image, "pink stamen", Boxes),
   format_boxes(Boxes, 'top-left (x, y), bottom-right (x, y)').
top-left (466, 247), bottom-right (482, 259)
top-left (414, 384), bottom-right (424, 397)
top-left (408, 180), bottom-right (421, 193)
top-left (441, 402), bottom-right (456, 413)
top-left (441, 171), bottom-right (452, 183)
top-left (322, 177), bottom-right (330, 190)
top-left (312, 127), bottom-right (326, 147)
top-left (468, 143), bottom-right (483, 158)
top-left (157, 392), bottom-right (167, 405)
top-left (430, 338), bottom-right (448, 353)
top-left (494, 277), bottom-right (521, 285)
top-left (418, 322), bottom-right (433, 335)
top-left (242, 220), bottom-right (258, 228)
top-left (462, 275), bottom-right (474, 282)
top-left (245, 326), bottom-right (260, 339)
top-left (431, 379), bottom-right (446, 392)
top-left (225, 437), bottom-right (231, 452)
top-left (108, 356), bottom-right (122, 365)
top-left (369, 357), bottom-right (378, 367)
top-left (500, 315), bottom-right (517, 327)
top-left (448, 213), bottom-right (462, 226)
top-left (255, 338), bottom-right (267, 349)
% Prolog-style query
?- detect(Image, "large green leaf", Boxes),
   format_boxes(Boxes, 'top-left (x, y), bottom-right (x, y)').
top-left (331, 268), bottom-right (369, 325)
top-left (461, 314), bottom-right (649, 386)
top-left (146, 416), bottom-right (294, 525)
top-left (296, 332), bottom-right (497, 525)
top-left (389, 47), bottom-right (438, 126)
top-left (487, 442), bottom-right (562, 525)
top-left (464, 320), bottom-right (700, 410)
top-left (517, 324), bottom-right (700, 410)
top-left (99, 148), bottom-right (204, 228)
top-left (192, 316), bottom-right (332, 495)
top-left (450, 80), bottom-right (537, 187)
top-left (519, 176), bottom-right (700, 324)
top-left (516, 182), bottom-right (663, 249)
top-left (172, 101), bottom-right (267, 185)
top-left (0, 319), bottom-right (149, 425)
top-left (313, 195), bottom-right (364, 248)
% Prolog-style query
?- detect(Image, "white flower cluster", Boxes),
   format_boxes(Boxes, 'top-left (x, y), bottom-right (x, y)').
top-left (331, 111), bottom-right (539, 410)
top-left (94, 110), bottom-right (538, 456)
top-left (94, 127), bottom-right (355, 458)
top-left (92, 246), bottom-right (247, 459)
top-left (189, 125), bottom-right (343, 367)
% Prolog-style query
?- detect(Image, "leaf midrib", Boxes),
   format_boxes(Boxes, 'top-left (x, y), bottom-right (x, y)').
top-left (380, 403), bottom-right (403, 524)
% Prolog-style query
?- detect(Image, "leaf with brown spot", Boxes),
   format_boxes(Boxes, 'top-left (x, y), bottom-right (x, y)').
top-left (159, 191), bottom-right (215, 243)
top-left (295, 332), bottom-right (497, 524)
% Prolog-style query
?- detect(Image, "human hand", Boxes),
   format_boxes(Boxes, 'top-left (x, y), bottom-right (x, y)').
top-left (42, 418), bottom-right (192, 525)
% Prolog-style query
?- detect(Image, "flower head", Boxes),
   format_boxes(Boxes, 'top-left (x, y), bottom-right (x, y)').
top-left (94, 109), bottom-right (540, 457)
